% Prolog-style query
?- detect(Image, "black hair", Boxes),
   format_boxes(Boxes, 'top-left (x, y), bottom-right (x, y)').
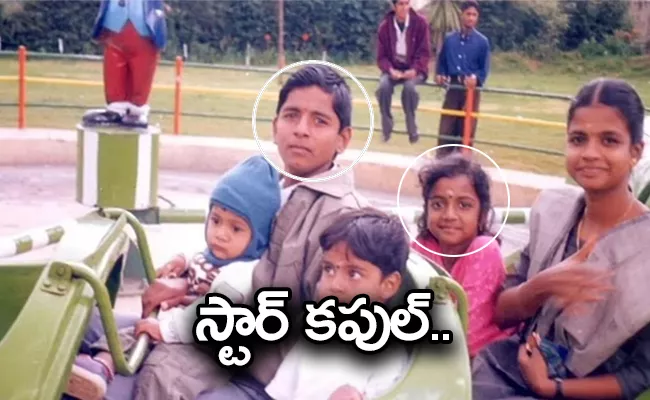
top-left (319, 208), bottom-right (409, 277)
top-left (460, 0), bottom-right (480, 13)
top-left (416, 154), bottom-right (499, 244)
top-left (568, 78), bottom-right (645, 145)
top-left (276, 64), bottom-right (352, 132)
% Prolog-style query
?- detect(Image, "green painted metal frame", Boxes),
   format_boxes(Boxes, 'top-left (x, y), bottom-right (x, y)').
top-left (431, 275), bottom-right (469, 335)
top-left (0, 208), bottom-right (158, 399)
top-left (0, 213), bottom-right (127, 399)
top-left (638, 181), bottom-right (650, 206)
top-left (378, 252), bottom-right (472, 399)
top-left (99, 208), bottom-right (158, 284)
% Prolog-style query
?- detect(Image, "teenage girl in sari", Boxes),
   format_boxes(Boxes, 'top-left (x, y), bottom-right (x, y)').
top-left (472, 78), bottom-right (650, 399)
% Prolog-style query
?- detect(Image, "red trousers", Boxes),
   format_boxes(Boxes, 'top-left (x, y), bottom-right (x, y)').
top-left (101, 22), bottom-right (159, 107)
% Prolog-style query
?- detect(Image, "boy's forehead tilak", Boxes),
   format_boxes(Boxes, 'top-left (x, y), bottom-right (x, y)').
top-left (324, 244), bottom-right (361, 267)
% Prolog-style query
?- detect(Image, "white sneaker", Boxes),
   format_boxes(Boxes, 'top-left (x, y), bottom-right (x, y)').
top-left (106, 101), bottom-right (131, 117)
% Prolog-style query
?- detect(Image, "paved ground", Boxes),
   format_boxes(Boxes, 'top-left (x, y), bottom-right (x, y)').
top-left (0, 165), bottom-right (421, 234)
top-left (0, 127), bottom-right (570, 191)
top-left (0, 127), bottom-right (571, 208)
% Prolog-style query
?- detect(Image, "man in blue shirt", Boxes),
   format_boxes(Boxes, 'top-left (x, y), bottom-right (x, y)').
top-left (434, 0), bottom-right (490, 158)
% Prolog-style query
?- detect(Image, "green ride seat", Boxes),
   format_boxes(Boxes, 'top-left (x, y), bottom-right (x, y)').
top-left (206, 249), bottom-right (473, 400)
top-left (0, 204), bottom-right (475, 399)
top-left (377, 251), bottom-right (471, 400)
top-left (0, 209), bottom-right (156, 400)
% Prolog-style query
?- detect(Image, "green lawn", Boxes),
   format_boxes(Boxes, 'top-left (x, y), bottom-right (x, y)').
top-left (1, 53), bottom-right (650, 176)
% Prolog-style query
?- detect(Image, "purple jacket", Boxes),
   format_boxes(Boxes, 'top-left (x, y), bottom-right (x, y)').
top-left (376, 9), bottom-right (431, 79)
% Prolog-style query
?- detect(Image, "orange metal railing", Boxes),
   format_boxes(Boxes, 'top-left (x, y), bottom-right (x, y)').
top-left (7, 46), bottom-right (536, 148)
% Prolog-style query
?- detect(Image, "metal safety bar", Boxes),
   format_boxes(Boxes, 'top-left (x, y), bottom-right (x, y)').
top-left (100, 208), bottom-right (157, 283)
top-left (68, 260), bottom-right (150, 376)
top-left (62, 208), bottom-right (158, 375)
top-left (431, 276), bottom-right (469, 335)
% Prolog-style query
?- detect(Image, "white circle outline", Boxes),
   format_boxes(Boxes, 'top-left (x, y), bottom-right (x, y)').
top-left (251, 60), bottom-right (374, 183)
top-left (397, 144), bottom-right (511, 258)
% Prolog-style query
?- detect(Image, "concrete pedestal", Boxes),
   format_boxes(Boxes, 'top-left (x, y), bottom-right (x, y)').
top-left (76, 124), bottom-right (160, 213)
top-left (76, 123), bottom-right (161, 281)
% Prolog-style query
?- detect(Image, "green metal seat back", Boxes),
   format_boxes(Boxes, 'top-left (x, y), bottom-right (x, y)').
top-left (0, 212), bottom-right (129, 400)
top-left (378, 252), bottom-right (472, 400)
top-left (0, 263), bottom-right (45, 344)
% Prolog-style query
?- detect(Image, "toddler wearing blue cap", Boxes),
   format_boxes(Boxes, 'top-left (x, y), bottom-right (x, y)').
top-left (65, 155), bottom-right (281, 400)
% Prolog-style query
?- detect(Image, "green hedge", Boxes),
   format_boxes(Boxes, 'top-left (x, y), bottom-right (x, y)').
top-left (0, 0), bottom-right (640, 64)
top-left (0, 0), bottom-right (390, 64)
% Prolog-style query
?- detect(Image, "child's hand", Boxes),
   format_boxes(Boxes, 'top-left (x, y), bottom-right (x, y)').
top-left (160, 294), bottom-right (187, 311)
top-left (328, 385), bottom-right (364, 400)
top-left (193, 281), bottom-right (212, 296)
top-left (141, 278), bottom-right (189, 317)
top-left (156, 255), bottom-right (187, 278)
top-left (135, 318), bottom-right (163, 342)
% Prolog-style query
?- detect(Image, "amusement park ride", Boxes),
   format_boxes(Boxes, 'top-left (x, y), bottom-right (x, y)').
top-left (2, 5), bottom-right (650, 400)
top-left (0, 18), bottom-right (478, 399)
top-left (2, 113), bottom-right (649, 400)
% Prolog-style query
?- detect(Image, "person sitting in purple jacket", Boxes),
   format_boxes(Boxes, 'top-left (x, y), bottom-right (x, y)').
top-left (375, 0), bottom-right (431, 144)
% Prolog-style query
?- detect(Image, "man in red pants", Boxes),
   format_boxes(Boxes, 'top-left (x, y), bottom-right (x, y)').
top-left (90, 0), bottom-right (168, 127)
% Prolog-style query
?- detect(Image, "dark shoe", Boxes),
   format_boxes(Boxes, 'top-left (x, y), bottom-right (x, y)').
top-left (81, 109), bottom-right (122, 127)
top-left (409, 134), bottom-right (420, 144)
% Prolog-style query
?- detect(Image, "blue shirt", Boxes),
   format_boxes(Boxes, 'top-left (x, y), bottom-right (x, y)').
top-left (102, 0), bottom-right (150, 37)
top-left (436, 29), bottom-right (490, 86)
